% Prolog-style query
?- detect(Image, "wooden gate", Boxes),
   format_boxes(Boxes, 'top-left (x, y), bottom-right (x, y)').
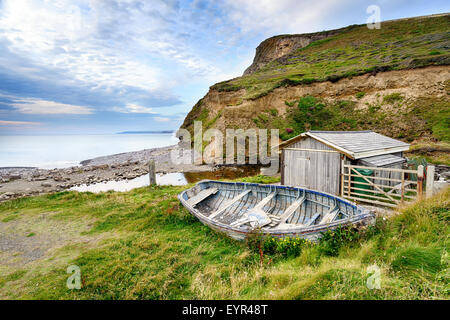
top-left (341, 164), bottom-right (435, 208)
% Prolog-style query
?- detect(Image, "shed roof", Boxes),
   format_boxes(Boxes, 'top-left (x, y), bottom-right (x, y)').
top-left (279, 130), bottom-right (410, 159)
top-left (358, 154), bottom-right (406, 167)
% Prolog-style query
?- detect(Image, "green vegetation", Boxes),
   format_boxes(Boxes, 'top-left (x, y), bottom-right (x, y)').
top-left (238, 174), bottom-right (280, 184)
top-left (383, 92), bottom-right (404, 104)
top-left (212, 16), bottom-right (450, 99)
top-left (182, 16), bottom-right (449, 161)
top-left (355, 92), bottom-right (366, 99)
top-left (251, 93), bottom-right (450, 161)
top-left (406, 141), bottom-right (450, 166)
top-left (0, 177), bottom-right (448, 300)
top-left (410, 96), bottom-right (450, 143)
top-left (0, 271), bottom-right (27, 288)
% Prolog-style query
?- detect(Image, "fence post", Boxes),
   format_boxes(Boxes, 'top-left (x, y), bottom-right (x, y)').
top-left (417, 165), bottom-right (424, 199)
top-left (148, 160), bottom-right (156, 186)
top-left (425, 165), bottom-right (435, 199)
top-left (401, 171), bottom-right (405, 203)
top-left (340, 157), bottom-right (345, 197)
top-left (280, 149), bottom-right (285, 185)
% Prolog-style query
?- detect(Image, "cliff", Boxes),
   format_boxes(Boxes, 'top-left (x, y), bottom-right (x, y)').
top-left (243, 29), bottom-right (343, 75)
top-left (180, 13), bottom-right (450, 163)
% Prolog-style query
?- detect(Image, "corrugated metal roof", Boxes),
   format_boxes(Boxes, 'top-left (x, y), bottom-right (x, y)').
top-left (277, 130), bottom-right (410, 159)
top-left (358, 154), bottom-right (406, 167)
top-left (306, 131), bottom-right (410, 158)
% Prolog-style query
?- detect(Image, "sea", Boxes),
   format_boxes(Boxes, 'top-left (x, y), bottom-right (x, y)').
top-left (0, 133), bottom-right (179, 169)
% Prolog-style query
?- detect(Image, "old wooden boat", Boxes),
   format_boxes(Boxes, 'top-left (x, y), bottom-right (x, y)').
top-left (178, 180), bottom-right (375, 241)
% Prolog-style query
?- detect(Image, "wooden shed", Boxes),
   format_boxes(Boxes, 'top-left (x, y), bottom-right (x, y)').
top-left (278, 131), bottom-right (410, 195)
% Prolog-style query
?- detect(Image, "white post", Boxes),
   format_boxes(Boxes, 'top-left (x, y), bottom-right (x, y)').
top-left (340, 157), bottom-right (345, 197)
top-left (417, 165), bottom-right (424, 199)
top-left (148, 160), bottom-right (156, 186)
top-left (426, 165), bottom-right (435, 199)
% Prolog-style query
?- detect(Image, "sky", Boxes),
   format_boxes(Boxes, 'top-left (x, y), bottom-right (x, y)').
top-left (0, 0), bottom-right (448, 135)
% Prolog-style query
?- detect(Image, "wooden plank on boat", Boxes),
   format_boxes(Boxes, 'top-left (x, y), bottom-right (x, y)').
top-left (186, 188), bottom-right (218, 207)
top-left (253, 192), bottom-right (277, 210)
top-left (304, 213), bottom-right (321, 226)
top-left (268, 195), bottom-right (305, 228)
top-left (230, 208), bottom-right (271, 228)
top-left (229, 192), bottom-right (276, 227)
top-left (209, 189), bottom-right (251, 219)
top-left (319, 206), bottom-right (340, 225)
top-left (274, 222), bottom-right (304, 230)
top-left (279, 196), bottom-right (305, 223)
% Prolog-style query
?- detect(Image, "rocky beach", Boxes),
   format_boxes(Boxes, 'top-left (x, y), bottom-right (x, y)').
top-left (1, 139), bottom-right (449, 202)
top-left (0, 144), bottom-right (216, 201)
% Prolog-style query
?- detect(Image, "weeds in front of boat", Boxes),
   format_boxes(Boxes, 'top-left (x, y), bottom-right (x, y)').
top-left (0, 180), bottom-right (448, 299)
top-left (245, 228), bottom-right (271, 266)
top-left (245, 230), bottom-right (312, 262)
top-left (245, 223), bottom-right (384, 261)
top-left (319, 222), bottom-right (385, 256)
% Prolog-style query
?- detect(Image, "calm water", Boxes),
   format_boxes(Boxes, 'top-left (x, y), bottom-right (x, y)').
top-left (0, 134), bottom-right (178, 169)
top-left (70, 165), bottom-right (263, 192)
top-left (70, 172), bottom-right (188, 192)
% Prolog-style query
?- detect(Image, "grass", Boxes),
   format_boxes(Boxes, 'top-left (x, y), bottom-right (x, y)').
top-left (406, 141), bottom-right (450, 166)
top-left (355, 92), bottom-right (366, 99)
top-left (0, 178), bottom-right (448, 300)
top-left (211, 15), bottom-right (450, 100)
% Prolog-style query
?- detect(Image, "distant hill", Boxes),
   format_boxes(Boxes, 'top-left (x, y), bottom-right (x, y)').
top-left (116, 131), bottom-right (174, 134)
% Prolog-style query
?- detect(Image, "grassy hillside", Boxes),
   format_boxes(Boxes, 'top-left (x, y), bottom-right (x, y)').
top-left (180, 14), bottom-right (450, 166)
top-left (0, 177), bottom-right (448, 299)
top-left (252, 92), bottom-right (450, 165)
top-left (213, 15), bottom-right (450, 100)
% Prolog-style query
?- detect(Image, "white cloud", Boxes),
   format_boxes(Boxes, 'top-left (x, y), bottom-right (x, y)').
top-left (154, 117), bottom-right (171, 122)
top-left (11, 98), bottom-right (93, 114)
top-left (223, 0), bottom-right (347, 34)
top-left (0, 120), bottom-right (41, 126)
top-left (0, 0), bottom-right (217, 93)
top-left (0, 0), bottom-right (355, 129)
top-left (113, 103), bottom-right (157, 114)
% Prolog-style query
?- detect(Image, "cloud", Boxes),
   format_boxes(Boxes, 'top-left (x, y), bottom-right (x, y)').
top-left (0, 0), bottom-right (218, 91)
top-left (0, 120), bottom-right (41, 126)
top-left (154, 117), bottom-right (171, 122)
top-left (222, 0), bottom-right (348, 34)
top-left (1, 0), bottom-right (439, 135)
top-left (113, 103), bottom-right (157, 114)
top-left (11, 98), bottom-right (93, 114)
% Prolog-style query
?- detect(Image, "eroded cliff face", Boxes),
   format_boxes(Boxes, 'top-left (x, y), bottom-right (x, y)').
top-left (180, 65), bottom-right (450, 142)
top-left (243, 31), bottom-right (339, 75)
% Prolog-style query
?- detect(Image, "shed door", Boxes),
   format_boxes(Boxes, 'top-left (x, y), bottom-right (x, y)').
top-left (283, 149), bottom-right (341, 195)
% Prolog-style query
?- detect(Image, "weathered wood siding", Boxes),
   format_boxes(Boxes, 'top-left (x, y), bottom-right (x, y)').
top-left (288, 137), bottom-right (335, 151)
top-left (283, 137), bottom-right (341, 195)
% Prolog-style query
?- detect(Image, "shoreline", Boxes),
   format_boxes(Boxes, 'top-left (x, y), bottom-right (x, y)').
top-left (0, 144), bottom-right (215, 201)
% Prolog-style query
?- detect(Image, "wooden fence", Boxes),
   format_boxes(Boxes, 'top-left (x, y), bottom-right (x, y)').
top-left (341, 164), bottom-right (435, 208)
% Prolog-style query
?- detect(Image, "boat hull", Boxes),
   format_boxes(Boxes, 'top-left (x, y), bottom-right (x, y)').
top-left (178, 180), bottom-right (375, 241)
